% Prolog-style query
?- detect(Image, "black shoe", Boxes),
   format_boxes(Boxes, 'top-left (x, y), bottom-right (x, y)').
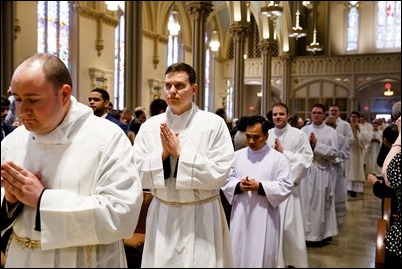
top-left (350, 191), bottom-right (357, 197)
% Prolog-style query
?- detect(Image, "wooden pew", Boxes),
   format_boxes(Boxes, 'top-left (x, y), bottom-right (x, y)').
top-left (124, 191), bottom-right (153, 265)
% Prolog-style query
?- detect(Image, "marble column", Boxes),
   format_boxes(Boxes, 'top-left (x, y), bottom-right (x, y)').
top-left (230, 22), bottom-right (248, 118)
top-left (259, 39), bottom-right (276, 117)
top-left (186, 1), bottom-right (213, 110)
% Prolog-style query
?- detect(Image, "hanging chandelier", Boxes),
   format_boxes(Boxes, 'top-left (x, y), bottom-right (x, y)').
top-left (306, 2), bottom-right (323, 53)
top-left (261, 2), bottom-right (283, 17)
top-left (209, 30), bottom-right (220, 52)
top-left (168, 5), bottom-right (181, 36)
top-left (289, 2), bottom-right (307, 39)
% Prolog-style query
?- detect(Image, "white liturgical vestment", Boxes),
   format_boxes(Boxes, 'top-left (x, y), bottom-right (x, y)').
top-left (133, 104), bottom-right (235, 268)
top-left (1, 96), bottom-right (142, 267)
top-left (267, 124), bottom-right (313, 268)
top-left (221, 144), bottom-right (293, 268)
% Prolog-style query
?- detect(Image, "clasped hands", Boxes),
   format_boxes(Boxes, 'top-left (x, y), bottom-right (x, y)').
top-left (240, 176), bottom-right (258, 192)
top-left (1, 161), bottom-right (44, 208)
top-left (160, 122), bottom-right (181, 160)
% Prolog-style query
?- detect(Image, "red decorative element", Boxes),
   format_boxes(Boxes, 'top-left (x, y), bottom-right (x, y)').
top-left (385, 82), bottom-right (392, 89)
top-left (386, 4), bottom-right (393, 17)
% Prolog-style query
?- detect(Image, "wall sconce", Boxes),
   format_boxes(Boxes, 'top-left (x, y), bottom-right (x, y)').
top-left (289, 2), bottom-right (307, 39)
top-left (209, 30), bottom-right (220, 52)
top-left (306, 2), bottom-right (323, 53)
top-left (261, 1), bottom-right (283, 17)
top-left (168, 4), bottom-right (181, 36)
top-left (384, 82), bottom-right (394, 96)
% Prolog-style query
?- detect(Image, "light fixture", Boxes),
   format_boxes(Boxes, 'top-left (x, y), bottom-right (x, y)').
top-left (384, 82), bottom-right (394, 96)
top-left (289, 2), bottom-right (307, 39)
top-left (209, 30), bottom-right (220, 52)
top-left (306, 2), bottom-right (323, 53)
top-left (168, 5), bottom-right (181, 36)
top-left (261, 2), bottom-right (283, 17)
top-left (105, 1), bottom-right (120, 11)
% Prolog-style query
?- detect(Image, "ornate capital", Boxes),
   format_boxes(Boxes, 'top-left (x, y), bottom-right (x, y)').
top-left (258, 39), bottom-right (277, 55)
top-left (229, 23), bottom-right (248, 42)
top-left (186, 1), bottom-right (214, 21)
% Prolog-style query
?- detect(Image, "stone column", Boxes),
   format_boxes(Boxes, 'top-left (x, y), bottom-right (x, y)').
top-left (280, 54), bottom-right (292, 105)
top-left (125, 1), bottom-right (142, 109)
top-left (1, 1), bottom-right (14, 93)
top-left (186, 1), bottom-right (213, 110)
top-left (259, 39), bottom-right (276, 117)
top-left (230, 22), bottom-right (248, 118)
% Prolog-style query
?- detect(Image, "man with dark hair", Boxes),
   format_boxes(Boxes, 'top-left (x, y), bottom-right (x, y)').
top-left (149, 98), bottom-right (167, 117)
top-left (301, 103), bottom-right (339, 243)
top-left (88, 88), bottom-right (127, 132)
top-left (222, 115), bottom-right (293, 267)
top-left (134, 62), bottom-right (235, 267)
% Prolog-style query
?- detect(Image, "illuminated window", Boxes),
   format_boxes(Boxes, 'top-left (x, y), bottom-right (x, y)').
top-left (376, 1), bottom-right (401, 49)
top-left (114, 1), bottom-right (125, 109)
top-left (346, 1), bottom-right (359, 51)
top-left (37, 1), bottom-right (70, 68)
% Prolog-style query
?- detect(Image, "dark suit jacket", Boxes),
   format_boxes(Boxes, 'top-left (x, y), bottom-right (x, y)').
top-left (105, 113), bottom-right (128, 133)
top-left (1, 122), bottom-right (15, 141)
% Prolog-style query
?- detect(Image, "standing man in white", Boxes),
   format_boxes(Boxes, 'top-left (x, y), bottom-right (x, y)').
top-left (267, 103), bottom-right (313, 268)
top-left (301, 103), bottom-right (339, 243)
top-left (222, 115), bottom-right (293, 268)
top-left (133, 62), bottom-right (235, 268)
top-left (1, 53), bottom-right (142, 267)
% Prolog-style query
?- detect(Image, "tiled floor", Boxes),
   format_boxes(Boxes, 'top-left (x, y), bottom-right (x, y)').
top-left (307, 183), bottom-right (382, 268)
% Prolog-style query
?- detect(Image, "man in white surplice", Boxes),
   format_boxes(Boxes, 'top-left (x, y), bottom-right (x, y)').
top-left (133, 63), bottom-right (235, 268)
top-left (325, 115), bottom-right (351, 226)
top-left (267, 103), bottom-right (313, 268)
top-left (300, 103), bottom-right (339, 242)
top-left (1, 53), bottom-right (142, 267)
top-left (221, 115), bottom-right (293, 268)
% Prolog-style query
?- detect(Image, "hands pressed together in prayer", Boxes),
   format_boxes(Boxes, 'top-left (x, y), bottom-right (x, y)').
top-left (274, 138), bottom-right (284, 153)
top-left (240, 176), bottom-right (259, 192)
top-left (1, 161), bottom-right (44, 208)
top-left (160, 122), bottom-right (181, 160)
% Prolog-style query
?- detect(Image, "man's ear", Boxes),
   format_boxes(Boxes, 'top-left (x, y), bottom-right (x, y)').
top-left (61, 84), bottom-right (72, 103)
top-left (192, 83), bottom-right (198, 94)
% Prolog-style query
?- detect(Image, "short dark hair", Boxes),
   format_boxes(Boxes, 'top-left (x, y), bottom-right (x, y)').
top-left (350, 111), bottom-right (360, 118)
top-left (1, 95), bottom-right (10, 110)
top-left (236, 116), bottom-right (249, 132)
top-left (165, 62), bottom-right (197, 85)
top-left (246, 115), bottom-right (271, 134)
top-left (312, 103), bottom-right (326, 113)
top-left (150, 99), bottom-right (168, 116)
top-left (91, 88), bottom-right (110, 102)
top-left (215, 108), bottom-right (226, 118)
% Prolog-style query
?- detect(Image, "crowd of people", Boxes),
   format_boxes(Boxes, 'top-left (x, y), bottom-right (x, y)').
top-left (1, 53), bottom-right (401, 268)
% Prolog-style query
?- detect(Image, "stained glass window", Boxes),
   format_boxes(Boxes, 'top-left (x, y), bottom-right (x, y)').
top-left (376, 1), bottom-right (401, 49)
top-left (37, 1), bottom-right (70, 68)
top-left (346, 1), bottom-right (359, 51)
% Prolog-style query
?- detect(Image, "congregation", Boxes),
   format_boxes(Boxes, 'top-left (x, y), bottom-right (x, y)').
top-left (1, 54), bottom-right (401, 268)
